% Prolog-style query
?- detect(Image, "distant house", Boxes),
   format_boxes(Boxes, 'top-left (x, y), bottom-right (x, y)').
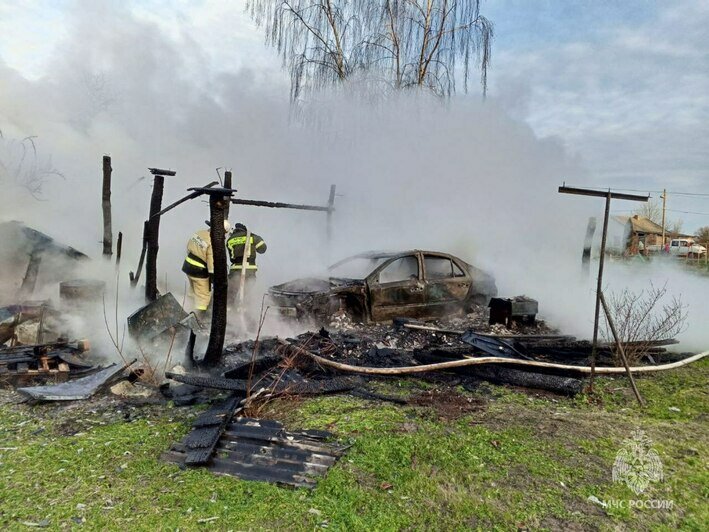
top-left (0, 221), bottom-right (88, 302)
top-left (611, 215), bottom-right (667, 255)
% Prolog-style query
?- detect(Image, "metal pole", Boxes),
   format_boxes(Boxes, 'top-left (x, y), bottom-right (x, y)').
top-left (589, 191), bottom-right (611, 391)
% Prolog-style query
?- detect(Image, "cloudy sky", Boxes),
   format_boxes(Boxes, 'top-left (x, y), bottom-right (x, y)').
top-left (0, 0), bottom-right (707, 231)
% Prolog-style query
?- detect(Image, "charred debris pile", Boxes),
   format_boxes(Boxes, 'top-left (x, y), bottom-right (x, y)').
top-left (168, 305), bottom-right (686, 404)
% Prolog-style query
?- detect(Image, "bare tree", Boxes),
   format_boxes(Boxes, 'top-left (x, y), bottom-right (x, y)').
top-left (634, 199), bottom-right (662, 225)
top-left (695, 226), bottom-right (709, 243)
top-left (0, 132), bottom-right (63, 199)
top-left (601, 283), bottom-right (687, 366)
top-left (246, 0), bottom-right (493, 100)
top-left (667, 219), bottom-right (684, 237)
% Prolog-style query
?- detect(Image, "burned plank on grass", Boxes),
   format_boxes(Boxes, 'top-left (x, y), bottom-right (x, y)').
top-left (183, 396), bottom-right (240, 465)
top-left (166, 371), bottom-right (359, 395)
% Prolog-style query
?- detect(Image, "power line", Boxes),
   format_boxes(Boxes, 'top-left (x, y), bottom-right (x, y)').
top-left (666, 208), bottom-right (709, 216)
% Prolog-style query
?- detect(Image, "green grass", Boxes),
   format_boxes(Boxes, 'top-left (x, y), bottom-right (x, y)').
top-left (0, 359), bottom-right (707, 531)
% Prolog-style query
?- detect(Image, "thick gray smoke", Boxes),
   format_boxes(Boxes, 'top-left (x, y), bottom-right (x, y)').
top-left (1, 2), bottom-right (706, 353)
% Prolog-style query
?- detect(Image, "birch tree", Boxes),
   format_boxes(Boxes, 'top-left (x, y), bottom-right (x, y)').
top-left (247, 0), bottom-right (493, 100)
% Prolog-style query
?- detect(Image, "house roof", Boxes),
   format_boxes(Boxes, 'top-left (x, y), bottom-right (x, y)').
top-left (612, 215), bottom-right (665, 235)
top-left (0, 221), bottom-right (88, 259)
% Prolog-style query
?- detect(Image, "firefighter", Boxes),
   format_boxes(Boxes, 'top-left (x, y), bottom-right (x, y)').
top-left (226, 223), bottom-right (267, 304)
top-left (181, 220), bottom-right (231, 319)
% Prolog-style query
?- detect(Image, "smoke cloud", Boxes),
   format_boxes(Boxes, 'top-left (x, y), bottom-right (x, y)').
top-left (0, 2), bottom-right (705, 354)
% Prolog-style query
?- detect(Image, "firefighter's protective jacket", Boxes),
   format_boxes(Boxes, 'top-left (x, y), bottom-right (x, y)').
top-left (181, 229), bottom-right (214, 278)
top-left (227, 229), bottom-right (267, 271)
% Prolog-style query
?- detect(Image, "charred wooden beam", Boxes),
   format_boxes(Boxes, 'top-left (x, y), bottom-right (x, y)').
top-left (148, 168), bottom-right (176, 176)
top-left (17, 251), bottom-right (41, 299)
top-left (149, 181), bottom-right (219, 220)
top-left (224, 171), bottom-right (232, 219)
top-left (102, 156), bottom-right (113, 256)
top-left (326, 184), bottom-right (336, 243)
top-left (582, 216), bottom-right (596, 276)
top-left (231, 198), bottom-right (331, 212)
top-left (129, 221), bottom-right (148, 286)
top-left (116, 231), bottom-right (123, 266)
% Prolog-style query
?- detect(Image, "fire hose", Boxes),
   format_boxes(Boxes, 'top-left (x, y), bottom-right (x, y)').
top-left (282, 340), bottom-right (708, 376)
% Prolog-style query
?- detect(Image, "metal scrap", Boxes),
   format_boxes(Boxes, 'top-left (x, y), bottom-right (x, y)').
top-left (163, 415), bottom-right (347, 488)
top-left (17, 362), bottom-right (132, 401)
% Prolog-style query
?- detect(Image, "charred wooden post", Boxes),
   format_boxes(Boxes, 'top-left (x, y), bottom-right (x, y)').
top-left (18, 250), bottom-right (41, 299)
top-left (582, 216), bottom-right (596, 276)
top-left (102, 156), bottom-right (113, 256)
top-left (224, 171), bottom-right (232, 219)
top-left (116, 231), bottom-right (123, 267)
top-left (189, 187), bottom-right (236, 365)
top-left (145, 168), bottom-right (175, 301)
top-left (326, 184), bottom-right (336, 244)
top-left (129, 221), bottom-right (149, 286)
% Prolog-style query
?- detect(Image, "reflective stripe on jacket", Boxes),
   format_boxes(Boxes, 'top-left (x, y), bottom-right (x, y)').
top-left (181, 229), bottom-right (214, 278)
top-left (227, 230), bottom-right (267, 270)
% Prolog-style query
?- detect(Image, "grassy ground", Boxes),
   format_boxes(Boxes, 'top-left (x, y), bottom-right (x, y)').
top-left (0, 360), bottom-right (707, 531)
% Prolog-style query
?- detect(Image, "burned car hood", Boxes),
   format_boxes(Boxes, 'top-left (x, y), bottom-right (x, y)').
top-left (269, 277), bottom-right (364, 296)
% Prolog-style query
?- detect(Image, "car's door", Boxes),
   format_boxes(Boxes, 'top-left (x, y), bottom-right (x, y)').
top-left (367, 254), bottom-right (426, 321)
top-left (422, 253), bottom-right (472, 314)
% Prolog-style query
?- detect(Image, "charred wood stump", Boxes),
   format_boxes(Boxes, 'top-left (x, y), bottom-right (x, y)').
top-left (145, 173), bottom-right (165, 301)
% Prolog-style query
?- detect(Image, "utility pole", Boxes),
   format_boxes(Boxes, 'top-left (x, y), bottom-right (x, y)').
top-left (661, 189), bottom-right (667, 248)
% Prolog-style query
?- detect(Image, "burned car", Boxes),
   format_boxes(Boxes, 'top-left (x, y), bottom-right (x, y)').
top-left (268, 250), bottom-right (497, 323)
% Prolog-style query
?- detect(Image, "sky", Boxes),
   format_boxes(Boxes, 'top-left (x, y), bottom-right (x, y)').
top-left (1, 0), bottom-right (706, 231)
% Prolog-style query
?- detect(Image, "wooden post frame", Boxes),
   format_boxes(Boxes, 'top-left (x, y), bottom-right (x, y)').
top-left (558, 185), bottom-right (649, 391)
